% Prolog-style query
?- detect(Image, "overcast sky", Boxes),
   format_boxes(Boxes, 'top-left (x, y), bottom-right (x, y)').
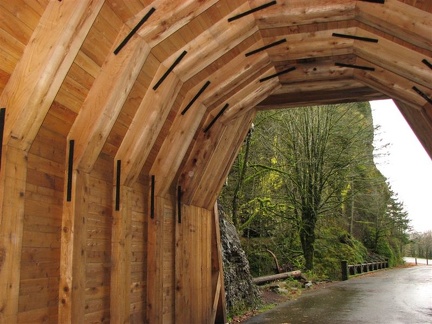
top-left (370, 99), bottom-right (432, 233)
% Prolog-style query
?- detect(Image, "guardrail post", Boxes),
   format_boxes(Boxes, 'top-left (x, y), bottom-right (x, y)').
top-left (341, 260), bottom-right (348, 281)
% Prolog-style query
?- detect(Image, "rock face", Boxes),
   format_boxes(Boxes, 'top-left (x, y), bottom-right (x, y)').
top-left (219, 208), bottom-right (260, 314)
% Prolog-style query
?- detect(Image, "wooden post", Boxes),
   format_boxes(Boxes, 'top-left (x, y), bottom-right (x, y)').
top-left (146, 198), bottom-right (164, 323)
top-left (211, 204), bottom-right (227, 324)
top-left (341, 260), bottom-right (348, 280)
top-left (58, 171), bottom-right (89, 324)
top-left (0, 147), bottom-right (27, 323)
top-left (111, 185), bottom-right (132, 323)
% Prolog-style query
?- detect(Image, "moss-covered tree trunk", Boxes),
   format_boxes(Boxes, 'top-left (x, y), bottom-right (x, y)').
top-left (300, 208), bottom-right (317, 270)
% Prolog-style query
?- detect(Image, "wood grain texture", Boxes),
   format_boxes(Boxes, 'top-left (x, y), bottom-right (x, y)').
top-left (0, 0), bottom-right (103, 151)
top-left (0, 1), bottom-right (431, 322)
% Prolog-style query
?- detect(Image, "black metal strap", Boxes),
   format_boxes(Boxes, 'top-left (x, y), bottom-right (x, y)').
top-left (204, 103), bottom-right (229, 133)
top-left (153, 51), bottom-right (187, 90)
top-left (246, 39), bottom-right (286, 57)
top-left (260, 66), bottom-right (296, 82)
top-left (228, 1), bottom-right (277, 22)
top-left (114, 8), bottom-right (156, 54)
top-left (177, 186), bottom-right (182, 224)
top-left (0, 108), bottom-right (5, 169)
top-left (115, 160), bottom-right (121, 211)
top-left (422, 59), bottom-right (432, 70)
top-left (66, 140), bottom-right (74, 202)
top-left (332, 33), bottom-right (378, 43)
top-left (335, 62), bottom-right (375, 71)
top-left (413, 86), bottom-right (432, 105)
top-left (181, 81), bottom-right (211, 115)
top-left (150, 175), bottom-right (155, 219)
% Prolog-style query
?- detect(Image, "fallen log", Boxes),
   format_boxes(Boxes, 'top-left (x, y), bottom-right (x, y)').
top-left (253, 270), bottom-right (302, 285)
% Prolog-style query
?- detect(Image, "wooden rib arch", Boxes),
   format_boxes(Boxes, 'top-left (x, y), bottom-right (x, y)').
top-left (0, 1), bottom-right (431, 323)
top-left (148, 34), bottom-right (273, 198)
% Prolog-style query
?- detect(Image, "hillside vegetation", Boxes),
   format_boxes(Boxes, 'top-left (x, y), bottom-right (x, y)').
top-left (220, 102), bottom-right (411, 280)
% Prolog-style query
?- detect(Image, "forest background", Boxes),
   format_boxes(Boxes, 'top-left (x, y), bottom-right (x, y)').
top-left (219, 102), bottom-right (418, 279)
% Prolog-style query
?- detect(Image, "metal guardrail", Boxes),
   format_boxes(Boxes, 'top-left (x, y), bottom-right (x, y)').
top-left (341, 259), bottom-right (389, 281)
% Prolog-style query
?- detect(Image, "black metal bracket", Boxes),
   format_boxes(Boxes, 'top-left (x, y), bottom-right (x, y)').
top-left (0, 108), bottom-right (5, 169)
top-left (204, 103), bottom-right (229, 133)
top-left (115, 160), bottom-right (121, 211)
top-left (228, 1), bottom-right (277, 22)
top-left (153, 51), bottom-right (187, 90)
top-left (259, 66), bottom-right (296, 82)
top-left (359, 0), bottom-right (385, 3)
top-left (181, 81), bottom-right (211, 115)
top-left (245, 39), bottom-right (286, 57)
top-left (150, 175), bottom-right (155, 219)
top-left (335, 62), bottom-right (375, 71)
top-left (422, 59), bottom-right (432, 70)
top-left (177, 186), bottom-right (182, 224)
top-left (66, 140), bottom-right (74, 202)
top-left (332, 33), bottom-right (378, 43)
top-left (114, 7), bottom-right (156, 55)
top-left (412, 86), bottom-right (432, 105)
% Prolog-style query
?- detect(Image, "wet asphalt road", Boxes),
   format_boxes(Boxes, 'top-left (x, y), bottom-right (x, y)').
top-left (244, 265), bottom-right (432, 324)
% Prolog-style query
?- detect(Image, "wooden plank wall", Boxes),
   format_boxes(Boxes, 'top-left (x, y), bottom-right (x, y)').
top-left (14, 117), bottom-right (217, 323)
top-left (130, 178), bottom-right (149, 322)
top-left (84, 154), bottom-right (113, 323)
top-left (18, 127), bottom-right (65, 322)
top-left (175, 204), bottom-right (212, 323)
top-left (162, 200), bottom-right (175, 323)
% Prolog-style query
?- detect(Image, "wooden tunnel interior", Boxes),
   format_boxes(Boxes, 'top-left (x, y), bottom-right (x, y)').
top-left (0, 0), bottom-right (431, 323)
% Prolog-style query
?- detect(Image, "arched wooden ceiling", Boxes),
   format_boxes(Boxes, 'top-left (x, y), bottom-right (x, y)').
top-left (0, 1), bottom-right (431, 322)
top-left (0, 0), bottom-right (431, 208)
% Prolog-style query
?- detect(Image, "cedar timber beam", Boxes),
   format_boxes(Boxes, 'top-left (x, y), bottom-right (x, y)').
top-left (211, 203), bottom-right (227, 323)
top-left (110, 184), bottom-right (132, 323)
top-left (395, 100), bottom-right (432, 159)
top-left (132, 0), bottom-right (219, 47)
top-left (353, 58), bottom-right (430, 110)
top-left (116, 69), bottom-right (182, 187)
top-left (58, 171), bottom-right (89, 324)
top-left (114, 68), bottom-right (181, 323)
top-left (59, 27), bottom-right (150, 324)
top-left (0, 0), bottom-right (103, 152)
top-left (251, 0), bottom-right (357, 28)
top-left (150, 42), bottom-right (271, 197)
top-left (166, 2), bottom-right (259, 82)
top-left (264, 28), bottom-right (356, 62)
top-left (220, 69), bottom-right (280, 123)
top-left (356, 0), bottom-right (432, 51)
top-left (178, 111), bottom-right (234, 205)
top-left (68, 31), bottom-right (151, 173)
top-left (353, 29), bottom-right (432, 90)
top-left (255, 79), bottom-right (387, 109)
top-left (196, 111), bottom-right (256, 208)
top-left (0, 146), bottom-right (28, 323)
